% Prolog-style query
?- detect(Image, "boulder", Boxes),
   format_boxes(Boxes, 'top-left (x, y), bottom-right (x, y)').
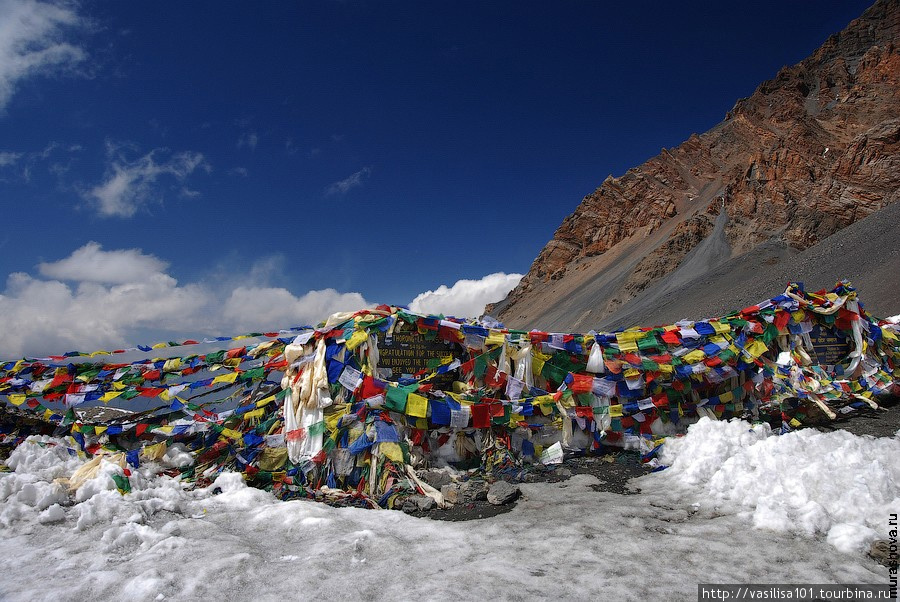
top-left (487, 481), bottom-right (520, 506)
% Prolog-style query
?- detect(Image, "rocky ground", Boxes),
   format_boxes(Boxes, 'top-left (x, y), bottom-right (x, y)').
top-left (401, 450), bottom-right (648, 522)
top-left (405, 395), bottom-right (900, 522)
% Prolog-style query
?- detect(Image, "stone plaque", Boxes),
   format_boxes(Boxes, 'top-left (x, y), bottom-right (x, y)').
top-left (808, 324), bottom-right (852, 366)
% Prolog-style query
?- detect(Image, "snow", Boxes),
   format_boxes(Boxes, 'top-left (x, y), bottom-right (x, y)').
top-left (1, 421), bottom-right (895, 601)
top-left (641, 418), bottom-right (900, 554)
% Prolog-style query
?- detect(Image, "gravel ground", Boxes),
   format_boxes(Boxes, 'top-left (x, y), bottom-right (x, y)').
top-left (417, 397), bottom-right (900, 522)
top-left (600, 200), bottom-right (900, 330)
top-left (814, 395), bottom-right (900, 439)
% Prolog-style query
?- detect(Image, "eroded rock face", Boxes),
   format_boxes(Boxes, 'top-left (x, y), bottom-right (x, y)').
top-left (492, 0), bottom-right (900, 329)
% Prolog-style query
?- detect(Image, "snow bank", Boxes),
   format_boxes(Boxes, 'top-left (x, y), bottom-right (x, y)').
top-left (641, 418), bottom-right (900, 553)
top-left (0, 428), bottom-right (891, 601)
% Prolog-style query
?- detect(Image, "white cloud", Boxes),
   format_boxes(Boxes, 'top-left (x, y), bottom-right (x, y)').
top-left (237, 131), bottom-right (258, 150)
top-left (0, 150), bottom-right (22, 166)
top-left (38, 241), bottom-right (168, 284)
top-left (84, 143), bottom-right (209, 217)
top-left (409, 272), bottom-right (523, 318)
top-left (0, 0), bottom-right (87, 112)
top-left (0, 270), bottom-right (211, 358)
top-left (0, 245), bottom-right (522, 358)
top-left (0, 141), bottom-right (82, 181)
top-left (325, 166), bottom-right (371, 196)
top-left (0, 244), bottom-right (372, 358)
top-left (222, 287), bottom-right (369, 332)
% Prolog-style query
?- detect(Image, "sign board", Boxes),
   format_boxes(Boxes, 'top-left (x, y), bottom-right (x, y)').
top-left (808, 324), bottom-right (852, 366)
top-left (376, 330), bottom-right (464, 384)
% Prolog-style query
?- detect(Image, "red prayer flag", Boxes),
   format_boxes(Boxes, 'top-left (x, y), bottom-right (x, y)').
top-left (570, 373), bottom-right (593, 394)
top-left (471, 404), bottom-right (491, 428)
top-left (661, 331), bottom-right (681, 345)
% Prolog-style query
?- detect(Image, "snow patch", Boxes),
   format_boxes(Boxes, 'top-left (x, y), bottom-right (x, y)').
top-left (0, 427), bottom-right (892, 600)
top-left (642, 417), bottom-right (900, 553)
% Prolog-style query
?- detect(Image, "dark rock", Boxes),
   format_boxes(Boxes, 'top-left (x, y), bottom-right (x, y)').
top-left (419, 469), bottom-right (452, 490)
top-left (401, 495), bottom-right (436, 514)
top-left (868, 539), bottom-right (895, 567)
top-left (487, 481), bottom-right (520, 506)
top-left (461, 480), bottom-right (488, 502)
top-left (416, 495), bottom-right (436, 511)
top-left (440, 484), bottom-right (461, 505)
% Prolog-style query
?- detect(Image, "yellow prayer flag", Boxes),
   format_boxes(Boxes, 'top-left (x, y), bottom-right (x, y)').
top-left (609, 404), bottom-right (623, 417)
top-left (682, 349), bottom-right (706, 364)
top-left (100, 391), bottom-right (123, 403)
top-left (244, 408), bottom-right (264, 420)
top-left (745, 339), bottom-right (769, 358)
top-left (221, 428), bottom-right (243, 440)
top-left (141, 441), bottom-right (167, 461)
top-left (406, 393), bottom-right (428, 418)
top-left (533, 394), bottom-right (555, 406)
top-left (616, 330), bottom-right (644, 343)
top-left (711, 321), bottom-right (731, 334)
top-left (258, 448), bottom-right (288, 471)
top-left (446, 391), bottom-right (467, 404)
top-left (485, 331), bottom-right (506, 346)
top-left (212, 372), bottom-right (239, 385)
top-left (617, 340), bottom-right (639, 353)
top-left (379, 442), bottom-right (404, 462)
top-left (8, 393), bottom-right (26, 406)
top-left (325, 409), bottom-right (347, 431)
top-left (256, 394), bottom-right (276, 407)
top-left (345, 330), bottom-right (368, 351)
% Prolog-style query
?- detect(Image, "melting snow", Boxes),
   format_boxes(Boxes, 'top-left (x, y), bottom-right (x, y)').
top-left (0, 420), bottom-right (896, 601)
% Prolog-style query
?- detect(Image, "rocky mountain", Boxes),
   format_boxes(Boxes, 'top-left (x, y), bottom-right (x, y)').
top-left (489, 0), bottom-right (900, 331)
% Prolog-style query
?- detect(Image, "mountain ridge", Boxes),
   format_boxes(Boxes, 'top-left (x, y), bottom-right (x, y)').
top-left (490, 0), bottom-right (900, 330)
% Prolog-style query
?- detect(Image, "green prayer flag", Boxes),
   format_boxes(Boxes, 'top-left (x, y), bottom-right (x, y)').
top-left (111, 473), bottom-right (131, 494)
top-left (474, 355), bottom-right (488, 379)
top-left (385, 385), bottom-right (410, 412)
top-left (307, 421), bottom-right (326, 437)
top-left (240, 367), bottom-right (265, 381)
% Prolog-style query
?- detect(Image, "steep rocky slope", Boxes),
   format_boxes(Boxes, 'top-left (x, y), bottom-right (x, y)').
top-left (490, 0), bottom-right (900, 331)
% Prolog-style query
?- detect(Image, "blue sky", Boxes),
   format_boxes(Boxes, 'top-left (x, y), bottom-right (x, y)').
top-left (0, 0), bottom-right (873, 357)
